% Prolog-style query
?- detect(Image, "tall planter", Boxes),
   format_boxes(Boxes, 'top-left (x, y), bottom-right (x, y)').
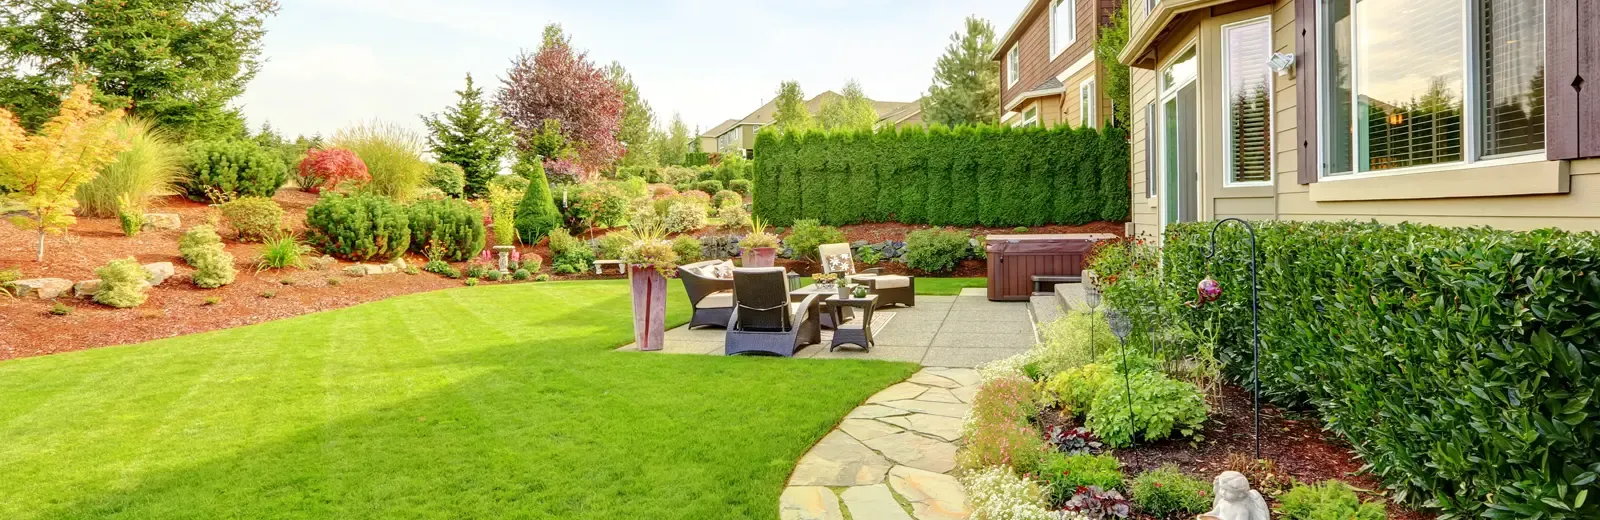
top-left (630, 265), bottom-right (668, 351)
top-left (743, 247), bottom-right (777, 267)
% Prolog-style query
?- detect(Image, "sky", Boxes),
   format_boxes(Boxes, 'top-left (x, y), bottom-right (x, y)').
top-left (235, 0), bottom-right (1026, 141)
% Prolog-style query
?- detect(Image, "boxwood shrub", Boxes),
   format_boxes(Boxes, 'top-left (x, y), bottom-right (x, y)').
top-left (182, 139), bottom-right (289, 202)
top-left (1117, 220), bottom-right (1600, 518)
top-left (305, 193), bottom-right (410, 261)
top-left (407, 198), bottom-right (485, 262)
top-left (903, 228), bottom-right (973, 274)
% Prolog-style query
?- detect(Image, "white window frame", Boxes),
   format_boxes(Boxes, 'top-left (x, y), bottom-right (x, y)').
top-left (1022, 106), bottom-right (1040, 128)
top-left (1158, 40), bottom-right (1199, 234)
top-left (1051, 0), bottom-right (1077, 58)
top-left (1315, 0), bottom-right (1547, 182)
top-left (1145, 0), bottom-right (1157, 16)
top-left (1007, 46), bottom-right (1021, 88)
top-left (1144, 102), bottom-right (1158, 198)
top-left (1221, 17), bottom-right (1275, 188)
top-left (1079, 78), bottom-right (1096, 128)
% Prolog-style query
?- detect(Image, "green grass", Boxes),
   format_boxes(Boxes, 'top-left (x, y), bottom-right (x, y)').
top-left (0, 280), bottom-right (917, 519)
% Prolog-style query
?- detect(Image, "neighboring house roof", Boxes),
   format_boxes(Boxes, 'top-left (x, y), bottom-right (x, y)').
top-left (1004, 78), bottom-right (1067, 111)
top-left (878, 98), bottom-right (925, 126)
top-left (991, 0), bottom-right (1052, 60)
top-left (701, 119), bottom-right (740, 140)
top-left (702, 91), bottom-right (919, 140)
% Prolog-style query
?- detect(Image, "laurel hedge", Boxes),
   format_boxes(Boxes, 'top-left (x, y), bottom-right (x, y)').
top-left (1149, 220), bottom-right (1600, 519)
top-left (752, 125), bottom-right (1130, 227)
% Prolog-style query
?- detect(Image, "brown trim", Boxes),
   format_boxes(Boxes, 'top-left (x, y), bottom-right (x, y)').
top-left (1295, 0), bottom-right (1319, 184)
top-left (1549, 0), bottom-right (1600, 160)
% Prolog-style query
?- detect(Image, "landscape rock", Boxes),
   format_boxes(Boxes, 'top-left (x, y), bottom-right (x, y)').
top-left (141, 213), bottom-right (181, 230)
top-left (779, 486), bottom-right (845, 520)
top-left (863, 432), bottom-right (958, 474)
top-left (73, 279), bottom-right (101, 298)
top-left (788, 431), bottom-right (893, 486)
top-left (389, 257), bottom-right (408, 271)
top-left (12, 278), bottom-right (71, 299)
top-left (308, 255), bottom-right (337, 270)
top-left (345, 263), bottom-right (398, 277)
top-left (888, 465), bottom-right (971, 520)
top-left (879, 399), bottom-right (970, 419)
top-left (142, 262), bottom-right (174, 286)
top-left (840, 484), bottom-right (914, 520)
top-left (866, 382), bottom-right (929, 404)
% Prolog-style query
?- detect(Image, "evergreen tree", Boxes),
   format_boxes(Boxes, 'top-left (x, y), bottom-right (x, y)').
top-left (513, 153), bottom-right (562, 245)
top-left (422, 74), bottom-right (516, 199)
top-left (1094, 6), bottom-right (1132, 127)
top-left (653, 113), bottom-right (691, 166)
top-left (771, 81), bottom-right (813, 134)
top-left (922, 16), bottom-right (1000, 127)
top-left (607, 61), bottom-right (657, 167)
top-left (818, 80), bottom-right (879, 131)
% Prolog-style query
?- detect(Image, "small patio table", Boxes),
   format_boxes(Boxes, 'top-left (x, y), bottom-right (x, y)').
top-left (825, 294), bottom-right (878, 351)
top-left (790, 285), bottom-right (854, 329)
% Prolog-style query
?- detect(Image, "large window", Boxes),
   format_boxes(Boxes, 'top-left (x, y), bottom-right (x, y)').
top-left (1052, 0), bottom-right (1076, 57)
top-left (1007, 46), bottom-right (1021, 88)
top-left (1222, 18), bottom-right (1273, 185)
top-left (1080, 78), bottom-right (1096, 128)
top-left (1320, 0), bottom-right (1544, 177)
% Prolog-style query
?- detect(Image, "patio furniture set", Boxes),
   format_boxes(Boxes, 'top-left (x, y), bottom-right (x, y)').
top-left (676, 243), bottom-right (915, 357)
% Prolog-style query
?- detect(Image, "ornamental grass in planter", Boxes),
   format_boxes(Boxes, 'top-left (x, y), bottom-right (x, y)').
top-left (621, 227), bottom-right (677, 351)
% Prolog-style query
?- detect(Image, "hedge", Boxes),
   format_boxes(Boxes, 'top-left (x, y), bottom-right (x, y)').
top-left (753, 125), bottom-right (1129, 227)
top-left (1144, 220), bottom-right (1600, 519)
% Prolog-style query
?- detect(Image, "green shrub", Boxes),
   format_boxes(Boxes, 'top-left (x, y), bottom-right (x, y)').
top-left (715, 204), bottom-right (750, 230)
top-left (672, 235), bottom-right (703, 264)
top-left (663, 200), bottom-right (707, 234)
top-left (727, 179), bottom-right (753, 196)
top-left (181, 226), bottom-right (236, 289)
top-left (49, 301), bottom-right (73, 315)
top-left (217, 197), bottom-right (284, 242)
top-left (490, 173), bottom-right (529, 192)
top-left (515, 158), bottom-right (562, 245)
top-left (92, 257), bottom-right (149, 308)
top-left (558, 182), bottom-right (634, 230)
top-left (959, 374), bottom-right (1047, 473)
top-left (427, 162), bottom-right (466, 197)
top-left (692, 180), bottom-right (723, 194)
top-left (423, 259), bottom-right (460, 278)
top-left (407, 198), bottom-right (486, 262)
top-left (659, 165), bottom-right (697, 185)
top-left (1038, 452), bottom-right (1124, 506)
top-left (304, 193), bottom-right (411, 261)
top-left (1031, 310), bottom-right (1121, 379)
top-left (77, 118), bottom-right (183, 217)
top-left (1142, 221), bottom-right (1600, 517)
top-left (711, 190), bottom-right (741, 208)
top-left (512, 268), bottom-right (531, 280)
top-left (487, 184), bottom-right (520, 246)
top-left (463, 277), bottom-right (479, 286)
top-left (1085, 370), bottom-right (1207, 448)
top-left (783, 219), bottom-right (846, 263)
top-left (1277, 481), bottom-right (1385, 520)
top-left (333, 121), bottom-right (429, 201)
top-left (1130, 465), bottom-right (1211, 518)
top-left (256, 236), bottom-right (310, 271)
top-left (116, 195), bottom-right (143, 237)
top-left (534, 273), bottom-right (550, 282)
top-left (182, 139), bottom-right (289, 202)
top-left (548, 228), bottom-right (594, 274)
top-left (484, 269), bottom-right (504, 281)
top-left (178, 225), bottom-right (223, 261)
top-left (903, 228), bottom-right (971, 273)
top-left (594, 232), bottom-right (633, 260)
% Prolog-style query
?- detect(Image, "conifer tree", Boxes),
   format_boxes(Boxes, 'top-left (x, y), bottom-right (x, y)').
top-left (923, 17), bottom-right (1000, 127)
top-left (513, 153), bottom-right (562, 245)
top-left (423, 74), bottom-right (516, 199)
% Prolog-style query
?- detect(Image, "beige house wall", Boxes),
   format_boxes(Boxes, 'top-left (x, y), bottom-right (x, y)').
top-left (1127, 0), bottom-right (1600, 238)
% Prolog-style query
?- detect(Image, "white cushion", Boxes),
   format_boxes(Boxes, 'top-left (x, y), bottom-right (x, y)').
top-left (697, 290), bottom-right (733, 309)
top-left (711, 261), bottom-right (735, 279)
top-left (790, 302), bottom-right (809, 316)
top-left (869, 275), bottom-right (911, 289)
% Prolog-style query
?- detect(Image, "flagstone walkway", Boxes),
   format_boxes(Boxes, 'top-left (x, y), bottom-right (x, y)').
top-left (779, 367), bottom-right (979, 520)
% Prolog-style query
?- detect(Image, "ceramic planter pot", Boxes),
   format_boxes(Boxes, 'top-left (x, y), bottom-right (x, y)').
top-left (743, 247), bottom-right (778, 268)
top-left (629, 265), bottom-right (668, 351)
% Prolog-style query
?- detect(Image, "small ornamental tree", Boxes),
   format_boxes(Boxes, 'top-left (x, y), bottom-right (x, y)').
top-left (0, 84), bottom-right (129, 261)
top-left (514, 155), bottom-right (561, 245)
top-left (496, 24), bottom-right (624, 171)
top-left (296, 148), bottom-right (370, 193)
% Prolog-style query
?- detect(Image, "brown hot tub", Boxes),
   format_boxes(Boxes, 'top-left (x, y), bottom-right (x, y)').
top-left (985, 233), bottom-right (1116, 301)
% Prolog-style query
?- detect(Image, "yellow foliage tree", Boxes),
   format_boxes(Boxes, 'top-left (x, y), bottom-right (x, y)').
top-left (0, 85), bottom-right (129, 261)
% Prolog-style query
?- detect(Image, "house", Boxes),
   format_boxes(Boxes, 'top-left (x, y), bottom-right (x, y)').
top-left (1120, 0), bottom-right (1600, 237)
top-left (698, 92), bottom-right (918, 158)
top-left (877, 98), bottom-right (928, 130)
top-left (992, 0), bottom-right (1124, 129)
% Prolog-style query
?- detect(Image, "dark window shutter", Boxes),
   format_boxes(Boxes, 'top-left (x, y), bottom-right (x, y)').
top-left (1547, 0), bottom-right (1599, 160)
top-left (1295, 0), bottom-right (1320, 183)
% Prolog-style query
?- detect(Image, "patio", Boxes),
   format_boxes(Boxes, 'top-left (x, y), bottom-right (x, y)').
top-left (620, 287), bottom-right (1069, 368)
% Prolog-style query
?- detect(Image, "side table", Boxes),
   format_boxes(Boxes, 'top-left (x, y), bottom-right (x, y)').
top-left (825, 294), bottom-right (877, 351)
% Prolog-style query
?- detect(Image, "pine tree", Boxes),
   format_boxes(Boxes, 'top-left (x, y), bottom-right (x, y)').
top-left (653, 113), bottom-right (691, 166)
top-left (607, 62), bottom-right (657, 167)
top-left (922, 16), bottom-right (1000, 127)
top-left (422, 74), bottom-right (515, 199)
top-left (771, 81), bottom-right (813, 134)
top-left (818, 80), bottom-right (879, 131)
top-left (513, 153), bottom-right (562, 245)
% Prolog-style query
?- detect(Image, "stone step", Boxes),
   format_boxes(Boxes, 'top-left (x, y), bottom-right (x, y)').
top-left (1028, 294), bottom-right (1061, 339)
top-left (1054, 282), bottom-right (1087, 311)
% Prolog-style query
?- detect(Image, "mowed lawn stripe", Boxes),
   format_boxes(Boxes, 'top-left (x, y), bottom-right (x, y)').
top-left (0, 280), bottom-right (916, 519)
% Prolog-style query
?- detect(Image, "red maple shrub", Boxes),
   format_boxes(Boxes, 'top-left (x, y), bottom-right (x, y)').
top-left (296, 148), bottom-right (370, 193)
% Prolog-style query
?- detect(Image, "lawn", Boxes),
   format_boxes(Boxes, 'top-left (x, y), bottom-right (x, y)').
top-left (0, 280), bottom-right (918, 519)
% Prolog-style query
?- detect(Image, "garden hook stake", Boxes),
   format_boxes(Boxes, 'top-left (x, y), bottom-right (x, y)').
top-left (1200, 217), bottom-right (1263, 459)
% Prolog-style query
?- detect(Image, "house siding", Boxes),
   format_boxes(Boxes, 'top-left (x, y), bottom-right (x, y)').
top-left (1001, 0), bottom-right (1105, 110)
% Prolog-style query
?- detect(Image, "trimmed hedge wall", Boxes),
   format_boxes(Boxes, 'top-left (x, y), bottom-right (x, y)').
top-left (1154, 221), bottom-right (1599, 518)
top-left (753, 125), bottom-right (1130, 227)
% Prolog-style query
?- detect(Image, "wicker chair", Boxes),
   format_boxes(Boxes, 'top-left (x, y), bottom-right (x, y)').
top-left (677, 260), bottom-right (736, 329)
top-left (725, 268), bottom-right (821, 357)
top-left (818, 243), bottom-right (915, 308)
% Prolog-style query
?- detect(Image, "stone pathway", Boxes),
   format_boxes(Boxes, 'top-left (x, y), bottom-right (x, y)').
top-left (780, 367), bottom-right (979, 520)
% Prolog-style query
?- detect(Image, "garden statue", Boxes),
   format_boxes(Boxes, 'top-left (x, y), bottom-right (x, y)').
top-left (1198, 471), bottom-right (1269, 520)
top-left (493, 245), bottom-right (515, 274)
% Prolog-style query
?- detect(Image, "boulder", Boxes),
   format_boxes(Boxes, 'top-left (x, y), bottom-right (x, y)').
top-left (11, 278), bottom-right (72, 299)
top-left (346, 263), bottom-right (397, 277)
top-left (141, 213), bottom-right (181, 230)
top-left (142, 262), bottom-right (175, 286)
top-left (73, 279), bottom-right (101, 298)
top-left (389, 257), bottom-right (408, 271)
top-left (308, 255), bottom-right (338, 270)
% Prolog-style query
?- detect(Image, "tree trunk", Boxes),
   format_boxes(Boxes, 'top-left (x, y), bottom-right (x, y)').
top-left (36, 229), bottom-right (44, 262)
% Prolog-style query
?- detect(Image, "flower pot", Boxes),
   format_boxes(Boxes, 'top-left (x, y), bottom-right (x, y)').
top-left (629, 265), bottom-right (668, 351)
top-left (837, 283), bottom-right (850, 298)
top-left (743, 247), bottom-right (778, 268)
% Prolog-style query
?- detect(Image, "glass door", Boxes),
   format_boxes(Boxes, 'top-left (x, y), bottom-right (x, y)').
top-left (1160, 46), bottom-right (1199, 229)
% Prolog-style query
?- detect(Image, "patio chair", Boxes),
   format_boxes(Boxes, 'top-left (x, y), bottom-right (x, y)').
top-left (819, 243), bottom-right (915, 308)
top-left (677, 260), bottom-right (736, 329)
top-left (725, 268), bottom-right (821, 357)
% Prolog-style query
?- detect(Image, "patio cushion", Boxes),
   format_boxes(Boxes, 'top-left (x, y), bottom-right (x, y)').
top-left (867, 275), bottom-right (911, 289)
top-left (711, 261), bottom-right (735, 279)
top-left (697, 290), bottom-right (734, 309)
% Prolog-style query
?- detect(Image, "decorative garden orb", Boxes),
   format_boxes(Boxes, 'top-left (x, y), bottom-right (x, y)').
top-left (1197, 276), bottom-right (1222, 303)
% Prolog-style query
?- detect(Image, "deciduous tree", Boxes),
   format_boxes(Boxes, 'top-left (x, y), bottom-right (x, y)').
top-left (922, 16), bottom-right (1000, 127)
top-left (818, 80), bottom-right (879, 131)
top-left (771, 81), bottom-right (813, 134)
top-left (497, 24), bottom-right (623, 173)
top-left (422, 74), bottom-right (515, 198)
top-left (0, 0), bottom-right (278, 139)
top-left (0, 85), bottom-right (129, 261)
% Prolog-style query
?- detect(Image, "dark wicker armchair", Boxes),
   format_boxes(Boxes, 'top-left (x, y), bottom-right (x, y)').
top-left (819, 243), bottom-right (915, 308)
top-left (677, 260), bottom-right (735, 329)
top-left (725, 268), bottom-right (821, 357)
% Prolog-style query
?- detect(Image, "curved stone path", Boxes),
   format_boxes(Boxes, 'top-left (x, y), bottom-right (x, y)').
top-left (780, 367), bottom-right (979, 520)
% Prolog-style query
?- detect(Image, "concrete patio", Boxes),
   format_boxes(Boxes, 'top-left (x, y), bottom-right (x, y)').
top-left (618, 287), bottom-right (1047, 368)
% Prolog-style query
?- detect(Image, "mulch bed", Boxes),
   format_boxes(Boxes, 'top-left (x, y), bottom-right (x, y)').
top-left (1035, 385), bottom-right (1436, 519)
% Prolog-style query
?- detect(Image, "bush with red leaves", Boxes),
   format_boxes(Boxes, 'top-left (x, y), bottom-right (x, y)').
top-left (296, 148), bottom-right (370, 193)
